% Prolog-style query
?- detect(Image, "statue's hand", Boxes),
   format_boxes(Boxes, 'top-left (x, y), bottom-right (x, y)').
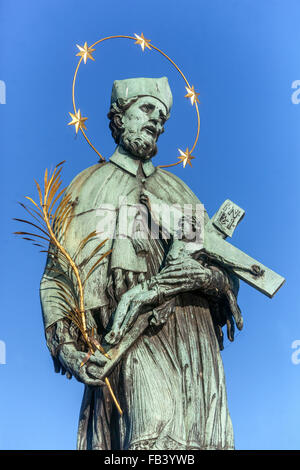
top-left (154, 259), bottom-right (243, 331)
top-left (105, 285), bottom-right (158, 345)
top-left (58, 344), bottom-right (108, 386)
top-left (154, 258), bottom-right (212, 294)
top-left (105, 284), bottom-right (144, 345)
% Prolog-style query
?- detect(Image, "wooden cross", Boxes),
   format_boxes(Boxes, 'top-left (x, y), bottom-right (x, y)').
top-left (204, 199), bottom-right (285, 298)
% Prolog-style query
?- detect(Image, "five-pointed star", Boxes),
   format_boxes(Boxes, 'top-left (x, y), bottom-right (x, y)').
top-left (68, 109), bottom-right (88, 134)
top-left (134, 32), bottom-right (151, 51)
top-left (177, 148), bottom-right (195, 168)
top-left (76, 42), bottom-right (95, 64)
top-left (185, 85), bottom-right (200, 105)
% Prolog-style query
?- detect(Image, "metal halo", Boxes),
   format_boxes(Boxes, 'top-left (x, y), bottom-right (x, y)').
top-left (70, 34), bottom-right (200, 169)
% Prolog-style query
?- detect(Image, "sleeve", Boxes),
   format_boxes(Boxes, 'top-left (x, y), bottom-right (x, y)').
top-left (203, 263), bottom-right (242, 350)
top-left (40, 245), bottom-right (96, 376)
top-left (39, 246), bottom-right (69, 330)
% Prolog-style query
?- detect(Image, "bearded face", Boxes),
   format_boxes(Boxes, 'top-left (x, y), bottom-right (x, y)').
top-left (119, 96), bottom-right (168, 160)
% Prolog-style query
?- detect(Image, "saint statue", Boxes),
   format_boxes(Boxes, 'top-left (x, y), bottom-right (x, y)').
top-left (40, 77), bottom-right (242, 450)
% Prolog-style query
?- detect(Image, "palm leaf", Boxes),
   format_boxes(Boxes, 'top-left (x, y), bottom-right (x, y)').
top-left (54, 204), bottom-right (73, 239)
top-left (14, 161), bottom-right (121, 414)
top-left (44, 250), bottom-right (69, 272)
top-left (56, 303), bottom-right (82, 329)
top-left (56, 292), bottom-right (77, 314)
top-left (14, 231), bottom-right (50, 242)
top-left (44, 168), bottom-right (48, 197)
top-left (52, 194), bottom-right (72, 226)
top-left (54, 278), bottom-right (78, 305)
top-left (78, 231), bottom-right (97, 253)
top-left (13, 218), bottom-right (49, 238)
top-left (49, 187), bottom-right (67, 218)
top-left (58, 204), bottom-right (73, 232)
top-left (34, 180), bottom-right (43, 207)
top-left (62, 212), bottom-right (74, 241)
top-left (18, 202), bottom-right (46, 227)
top-left (72, 232), bottom-right (97, 264)
top-left (43, 265), bottom-right (66, 276)
top-left (80, 238), bottom-right (108, 269)
top-left (46, 179), bottom-right (62, 209)
top-left (25, 196), bottom-right (43, 214)
top-left (46, 166), bottom-right (62, 199)
top-left (83, 249), bottom-right (112, 286)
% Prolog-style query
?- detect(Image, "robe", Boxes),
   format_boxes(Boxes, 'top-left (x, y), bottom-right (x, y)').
top-left (40, 147), bottom-right (236, 450)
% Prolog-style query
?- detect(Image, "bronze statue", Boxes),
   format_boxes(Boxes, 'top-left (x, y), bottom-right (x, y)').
top-left (39, 77), bottom-right (284, 450)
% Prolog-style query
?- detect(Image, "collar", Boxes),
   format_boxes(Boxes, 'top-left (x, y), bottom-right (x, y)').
top-left (109, 146), bottom-right (156, 177)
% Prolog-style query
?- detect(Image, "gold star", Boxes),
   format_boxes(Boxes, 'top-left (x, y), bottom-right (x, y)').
top-left (76, 42), bottom-right (95, 64)
top-left (177, 148), bottom-right (195, 168)
top-left (68, 109), bottom-right (88, 134)
top-left (134, 32), bottom-right (151, 51)
top-left (185, 85), bottom-right (200, 105)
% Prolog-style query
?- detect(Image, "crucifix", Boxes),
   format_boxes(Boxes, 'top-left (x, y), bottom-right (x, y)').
top-left (100, 197), bottom-right (285, 381)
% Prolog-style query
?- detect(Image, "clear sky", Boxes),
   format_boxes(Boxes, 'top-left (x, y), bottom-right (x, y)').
top-left (1, 0), bottom-right (300, 450)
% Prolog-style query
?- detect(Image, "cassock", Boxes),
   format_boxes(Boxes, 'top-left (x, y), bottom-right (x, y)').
top-left (40, 145), bottom-right (236, 450)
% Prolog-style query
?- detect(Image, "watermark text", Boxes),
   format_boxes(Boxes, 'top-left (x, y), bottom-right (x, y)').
top-left (291, 340), bottom-right (300, 365)
top-left (0, 340), bottom-right (6, 364)
top-left (291, 80), bottom-right (300, 104)
top-left (0, 80), bottom-right (6, 104)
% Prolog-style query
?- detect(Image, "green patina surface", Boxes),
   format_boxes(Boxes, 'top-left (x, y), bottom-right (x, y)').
top-left (40, 77), bottom-right (284, 451)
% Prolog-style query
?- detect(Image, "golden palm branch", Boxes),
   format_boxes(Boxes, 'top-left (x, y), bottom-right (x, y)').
top-left (14, 161), bottom-right (122, 415)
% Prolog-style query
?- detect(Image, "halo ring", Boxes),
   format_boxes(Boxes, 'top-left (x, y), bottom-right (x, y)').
top-left (71, 35), bottom-right (200, 169)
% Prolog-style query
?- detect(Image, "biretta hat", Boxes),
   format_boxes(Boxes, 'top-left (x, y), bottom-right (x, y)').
top-left (111, 77), bottom-right (173, 113)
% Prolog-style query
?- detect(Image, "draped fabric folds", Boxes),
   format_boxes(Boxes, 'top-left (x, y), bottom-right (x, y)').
top-left (77, 232), bottom-right (234, 450)
top-left (40, 155), bottom-right (235, 450)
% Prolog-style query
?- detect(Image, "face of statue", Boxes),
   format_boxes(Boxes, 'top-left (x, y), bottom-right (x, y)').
top-left (120, 96), bottom-right (168, 159)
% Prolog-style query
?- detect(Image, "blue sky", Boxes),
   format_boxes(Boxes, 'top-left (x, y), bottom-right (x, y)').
top-left (1, 0), bottom-right (300, 450)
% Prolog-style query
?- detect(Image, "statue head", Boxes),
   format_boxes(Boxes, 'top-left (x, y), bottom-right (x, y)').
top-left (108, 77), bottom-right (173, 159)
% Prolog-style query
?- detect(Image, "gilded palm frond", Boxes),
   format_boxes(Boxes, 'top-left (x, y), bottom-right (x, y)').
top-left (14, 161), bottom-right (121, 415)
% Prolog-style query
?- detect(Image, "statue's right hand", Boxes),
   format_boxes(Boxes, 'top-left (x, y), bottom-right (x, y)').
top-left (58, 344), bottom-right (107, 387)
top-left (105, 284), bottom-right (145, 345)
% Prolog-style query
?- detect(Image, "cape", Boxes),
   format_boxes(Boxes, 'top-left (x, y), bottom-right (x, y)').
top-left (40, 157), bottom-right (209, 330)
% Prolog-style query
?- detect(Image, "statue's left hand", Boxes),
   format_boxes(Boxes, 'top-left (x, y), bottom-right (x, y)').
top-left (153, 258), bottom-right (243, 331)
top-left (154, 258), bottom-right (212, 293)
